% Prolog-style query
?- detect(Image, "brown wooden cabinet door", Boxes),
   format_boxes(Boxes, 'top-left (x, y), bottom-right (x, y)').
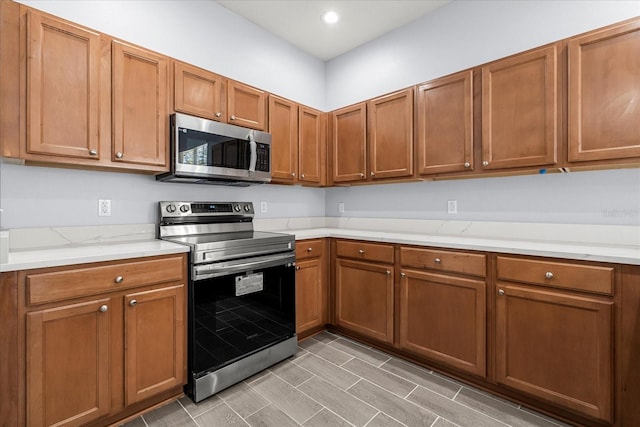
top-left (296, 258), bottom-right (326, 334)
top-left (26, 298), bottom-right (111, 427)
top-left (481, 45), bottom-right (558, 170)
top-left (335, 258), bottom-right (393, 343)
top-left (269, 95), bottom-right (298, 183)
top-left (174, 62), bottom-right (225, 121)
top-left (124, 284), bottom-right (185, 406)
top-left (112, 40), bottom-right (168, 169)
top-left (416, 71), bottom-right (474, 175)
top-left (568, 19), bottom-right (640, 162)
top-left (368, 89), bottom-right (414, 179)
top-left (26, 10), bottom-right (101, 160)
top-left (331, 103), bottom-right (367, 183)
top-left (399, 270), bottom-right (486, 377)
top-left (495, 284), bottom-right (613, 422)
top-left (299, 106), bottom-right (327, 185)
top-left (227, 80), bottom-right (267, 130)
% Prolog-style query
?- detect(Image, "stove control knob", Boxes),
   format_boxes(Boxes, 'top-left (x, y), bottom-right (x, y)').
top-left (166, 204), bottom-right (176, 213)
top-left (244, 204), bottom-right (251, 212)
top-left (180, 204), bottom-right (190, 213)
top-left (234, 204), bottom-right (241, 212)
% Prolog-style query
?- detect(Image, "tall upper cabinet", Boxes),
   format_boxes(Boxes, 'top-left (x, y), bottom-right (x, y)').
top-left (481, 44), bottom-right (559, 170)
top-left (331, 102), bottom-right (367, 183)
top-left (567, 19), bottom-right (640, 163)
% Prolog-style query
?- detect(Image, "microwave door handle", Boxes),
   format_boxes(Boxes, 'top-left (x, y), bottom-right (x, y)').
top-left (248, 131), bottom-right (257, 172)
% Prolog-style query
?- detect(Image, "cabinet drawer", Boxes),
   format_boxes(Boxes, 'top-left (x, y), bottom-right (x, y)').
top-left (26, 255), bottom-right (185, 305)
top-left (336, 240), bottom-right (394, 264)
top-left (497, 256), bottom-right (614, 295)
top-left (296, 239), bottom-right (324, 260)
top-left (401, 247), bottom-right (486, 278)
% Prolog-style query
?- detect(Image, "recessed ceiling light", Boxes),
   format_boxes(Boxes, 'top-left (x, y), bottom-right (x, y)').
top-left (323, 11), bottom-right (339, 24)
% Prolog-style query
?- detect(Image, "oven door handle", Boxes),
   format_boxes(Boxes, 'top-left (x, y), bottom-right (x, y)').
top-left (193, 252), bottom-right (295, 280)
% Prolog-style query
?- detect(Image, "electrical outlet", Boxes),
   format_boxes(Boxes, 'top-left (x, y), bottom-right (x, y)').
top-left (338, 202), bottom-right (345, 214)
top-left (260, 201), bottom-right (268, 213)
top-left (447, 200), bottom-right (457, 215)
top-left (98, 199), bottom-right (111, 217)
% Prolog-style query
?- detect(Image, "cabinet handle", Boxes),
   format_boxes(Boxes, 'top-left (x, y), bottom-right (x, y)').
top-left (115, 276), bottom-right (124, 284)
top-left (99, 305), bottom-right (108, 313)
top-left (400, 272), bottom-right (406, 278)
top-left (295, 266), bottom-right (301, 271)
top-left (386, 270), bottom-right (391, 275)
top-left (545, 271), bottom-right (554, 279)
top-left (359, 173), bottom-right (365, 178)
top-left (434, 258), bottom-right (441, 264)
top-left (464, 162), bottom-right (470, 168)
top-left (115, 152), bottom-right (123, 159)
top-left (482, 160), bottom-right (489, 167)
top-left (306, 247), bottom-right (313, 252)
top-left (215, 112), bottom-right (222, 118)
top-left (230, 115), bottom-right (236, 121)
top-left (358, 249), bottom-right (365, 254)
top-left (89, 149), bottom-right (98, 156)
top-left (129, 299), bottom-right (137, 307)
top-left (498, 289), bottom-right (505, 296)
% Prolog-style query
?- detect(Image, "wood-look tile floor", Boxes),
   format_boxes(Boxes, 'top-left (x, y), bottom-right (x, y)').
top-left (123, 332), bottom-right (571, 427)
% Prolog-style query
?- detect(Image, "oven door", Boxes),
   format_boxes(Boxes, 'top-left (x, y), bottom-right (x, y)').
top-left (190, 252), bottom-right (296, 378)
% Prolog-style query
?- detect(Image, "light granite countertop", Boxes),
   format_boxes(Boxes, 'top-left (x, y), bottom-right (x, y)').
top-left (1, 218), bottom-right (638, 272)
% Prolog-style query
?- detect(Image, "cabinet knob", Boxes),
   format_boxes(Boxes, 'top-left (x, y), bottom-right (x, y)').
top-left (359, 173), bottom-right (365, 178)
top-left (295, 266), bottom-right (301, 271)
top-left (545, 271), bottom-right (554, 279)
top-left (301, 174), bottom-right (305, 179)
top-left (400, 272), bottom-right (406, 278)
top-left (434, 258), bottom-right (441, 264)
top-left (115, 152), bottom-right (123, 159)
top-left (307, 247), bottom-right (313, 252)
top-left (358, 249), bottom-right (365, 255)
top-left (292, 172), bottom-right (296, 177)
top-left (115, 276), bottom-right (124, 284)
top-left (215, 112), bottom-right (222, 118)
top-left (370, 171), bottom-right (375, 176)
top-left (498, 289), bottom-right (505, 296)
top-left (99, 305), bottom-right (108, 313)
top-left (129, 299), bottom-right (137, 307)
top-left (482, 160), bottom-right (489, 167)
top-left (89, 149), bottom-right (98, 156)
top-left (464, 162), bottom-right (470, 168)
top-left (230, 115), bottom-right (236, 121)
top-left (386, 270), bottom-right (391, 275)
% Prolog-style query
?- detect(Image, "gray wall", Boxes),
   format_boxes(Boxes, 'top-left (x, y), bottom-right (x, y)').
top-left (2, 1), bottom-right (639, 229)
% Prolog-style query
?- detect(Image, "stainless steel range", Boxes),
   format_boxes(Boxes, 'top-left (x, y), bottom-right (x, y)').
top-left (158, 201), bottom-right (296, 402)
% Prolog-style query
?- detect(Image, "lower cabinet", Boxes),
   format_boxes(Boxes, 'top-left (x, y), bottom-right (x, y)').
top-left (295, 239), bottom-right (327, 337)
top-left (19, 254), bottom-right (187, 427)
top-left (399, 270), bottom-right (486, 377)
top-left (334, 241), bottom-right (394, 344)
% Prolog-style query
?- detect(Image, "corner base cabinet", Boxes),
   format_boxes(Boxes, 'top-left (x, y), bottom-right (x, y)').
top-left (15, 254), bottom-right (187, 427)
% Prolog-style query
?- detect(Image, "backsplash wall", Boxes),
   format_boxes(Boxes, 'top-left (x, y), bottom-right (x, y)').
top-left (325, 169), bottom-right (640, 226)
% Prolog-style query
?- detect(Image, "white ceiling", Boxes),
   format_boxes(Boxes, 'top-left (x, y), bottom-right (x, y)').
top-left (215, 1), bottom-right (450, 61)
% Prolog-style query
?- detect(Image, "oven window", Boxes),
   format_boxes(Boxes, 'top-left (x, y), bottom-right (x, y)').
top-left (192, 263), bottom-right (295, 376)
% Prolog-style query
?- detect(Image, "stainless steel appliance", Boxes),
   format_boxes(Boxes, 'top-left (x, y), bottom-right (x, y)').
top-left (158, 201), bottom-right (296, 402)
top-left (156, 113), bottom-right (271, 185)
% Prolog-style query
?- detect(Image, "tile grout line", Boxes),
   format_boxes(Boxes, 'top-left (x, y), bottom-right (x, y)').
top-left (176, 398), bottom-right (203, 426)
top-left (429, 415), bottom-right (441, 427)
top-left (451, 386), bottom-right (462, 401)
top-left (361, 410), bottom-right (380, 427)
top-left (289, 378), bottom-right (359, 427)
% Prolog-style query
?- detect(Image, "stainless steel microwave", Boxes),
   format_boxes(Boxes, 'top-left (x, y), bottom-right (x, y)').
top-left (156, 113), bottom-right (271, 185)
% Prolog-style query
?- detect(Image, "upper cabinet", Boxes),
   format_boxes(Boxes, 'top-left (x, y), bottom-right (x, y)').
top-left (269, 95), bottom-right (299, 182)
top-left (567, 19), bottom-right (640, 163)
top-left (174, 61), bottom-right (226, 121)
top-left (368, 89), bottom-right (414, 180)
top-left (481, 44), bottom-right (559, 170)
top-left (25, 10), bottom-right (102, 161)
top-left (416, 71), bottom-right (474, 175)
top-left (112, 40), bottom-right (169, 168)
top-left (298, 106), bottom-right (327, 185)
top-left (331, 102), bottom-right (367, 183)
top-left (227, 80), bottom-right (267, 131)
